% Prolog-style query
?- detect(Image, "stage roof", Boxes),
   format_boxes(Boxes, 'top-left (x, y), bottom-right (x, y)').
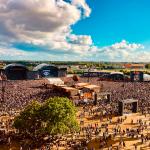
top-left (3, 63), bottom-right (28, 70)
top-left (33, 63), bottom-right (55, 71)
top-left (119, 99), bottom-right (138, 103)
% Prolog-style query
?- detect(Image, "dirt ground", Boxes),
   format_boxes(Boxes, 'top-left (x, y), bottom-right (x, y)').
top-left (86, 113), bottom-right (150, 150)
top-left (0, 110), bottom-right (150, 150)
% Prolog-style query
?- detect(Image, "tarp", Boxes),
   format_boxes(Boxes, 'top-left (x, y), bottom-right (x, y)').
top-left (46, 77), bottom-right (64, 85)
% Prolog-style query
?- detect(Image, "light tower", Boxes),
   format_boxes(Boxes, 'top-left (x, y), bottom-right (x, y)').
top-left (0, 71), bottom-right (7, 104)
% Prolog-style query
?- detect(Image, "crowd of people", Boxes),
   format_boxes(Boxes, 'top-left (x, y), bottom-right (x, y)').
top-left (0, 77), bottom-right (150, 149)
top-left (81, 78), bottom-right (150, 114)
top-left (0, 77), bottom-right (149, 115)
top-left (0, 79), bottom-right (63, 113)
top-left (78, 104), bottom-right (150, 149)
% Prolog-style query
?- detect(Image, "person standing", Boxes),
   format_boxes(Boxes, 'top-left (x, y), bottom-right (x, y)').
top-left (134, 144), bottom-right (137, 150)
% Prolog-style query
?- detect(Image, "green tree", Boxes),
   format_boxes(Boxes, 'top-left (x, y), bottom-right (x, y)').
top-left (13, 97), bottom-right (79, 143)
top-left (13, 100), bottom-right (42, 139)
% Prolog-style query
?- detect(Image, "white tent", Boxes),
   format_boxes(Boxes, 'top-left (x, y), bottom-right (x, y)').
top-left (143, 74), bottom-right (150, 81)
top-left (46, 78), bottom-right (64, 85)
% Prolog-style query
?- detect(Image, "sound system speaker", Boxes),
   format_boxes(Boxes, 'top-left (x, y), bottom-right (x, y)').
top-left (93, 93), bottom-right (97, 105)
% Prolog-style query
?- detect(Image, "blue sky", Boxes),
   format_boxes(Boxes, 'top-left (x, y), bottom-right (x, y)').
top-left (73, 0), bottom-right (150, 46)
top-left (0, 0), bottom-right (150, 62)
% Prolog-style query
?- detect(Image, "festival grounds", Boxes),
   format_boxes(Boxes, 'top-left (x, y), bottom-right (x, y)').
top-left (0, 78), bottom-right (150, 149)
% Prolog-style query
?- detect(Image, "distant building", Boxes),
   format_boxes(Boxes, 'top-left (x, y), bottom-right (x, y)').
top-left (0, 62), bottom-right (6, 69)
top-left (124, 64), bottom-right (145, 70)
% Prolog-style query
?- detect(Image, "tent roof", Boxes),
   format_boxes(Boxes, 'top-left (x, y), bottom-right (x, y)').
top-left (33, 63), bottom-right (56, 71)
top-left (120, 99), bottom-right (138, 103)
top-left (3, 63), bottom-right (28, 70)
top-left (110, 72), bottom-right (123, 75)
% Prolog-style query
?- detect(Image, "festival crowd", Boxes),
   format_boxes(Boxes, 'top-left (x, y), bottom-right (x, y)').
top-left (0, 78), bottom-right (150, 149)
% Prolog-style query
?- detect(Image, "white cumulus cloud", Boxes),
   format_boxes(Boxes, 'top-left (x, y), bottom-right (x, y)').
top-left (96, 40), bottom-right (147, 62)
top-left (0, 0), bottom-right (94, 55)
top-left (0, 0), bottom-right (148, 62)
top-left (72, 0), bottom-right (91, 17)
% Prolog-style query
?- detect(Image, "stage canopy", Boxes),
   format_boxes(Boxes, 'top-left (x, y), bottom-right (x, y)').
top-left (33, 63), bottom-right (67, 77)
top-left (4, 64), bottom-right (28, 80)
